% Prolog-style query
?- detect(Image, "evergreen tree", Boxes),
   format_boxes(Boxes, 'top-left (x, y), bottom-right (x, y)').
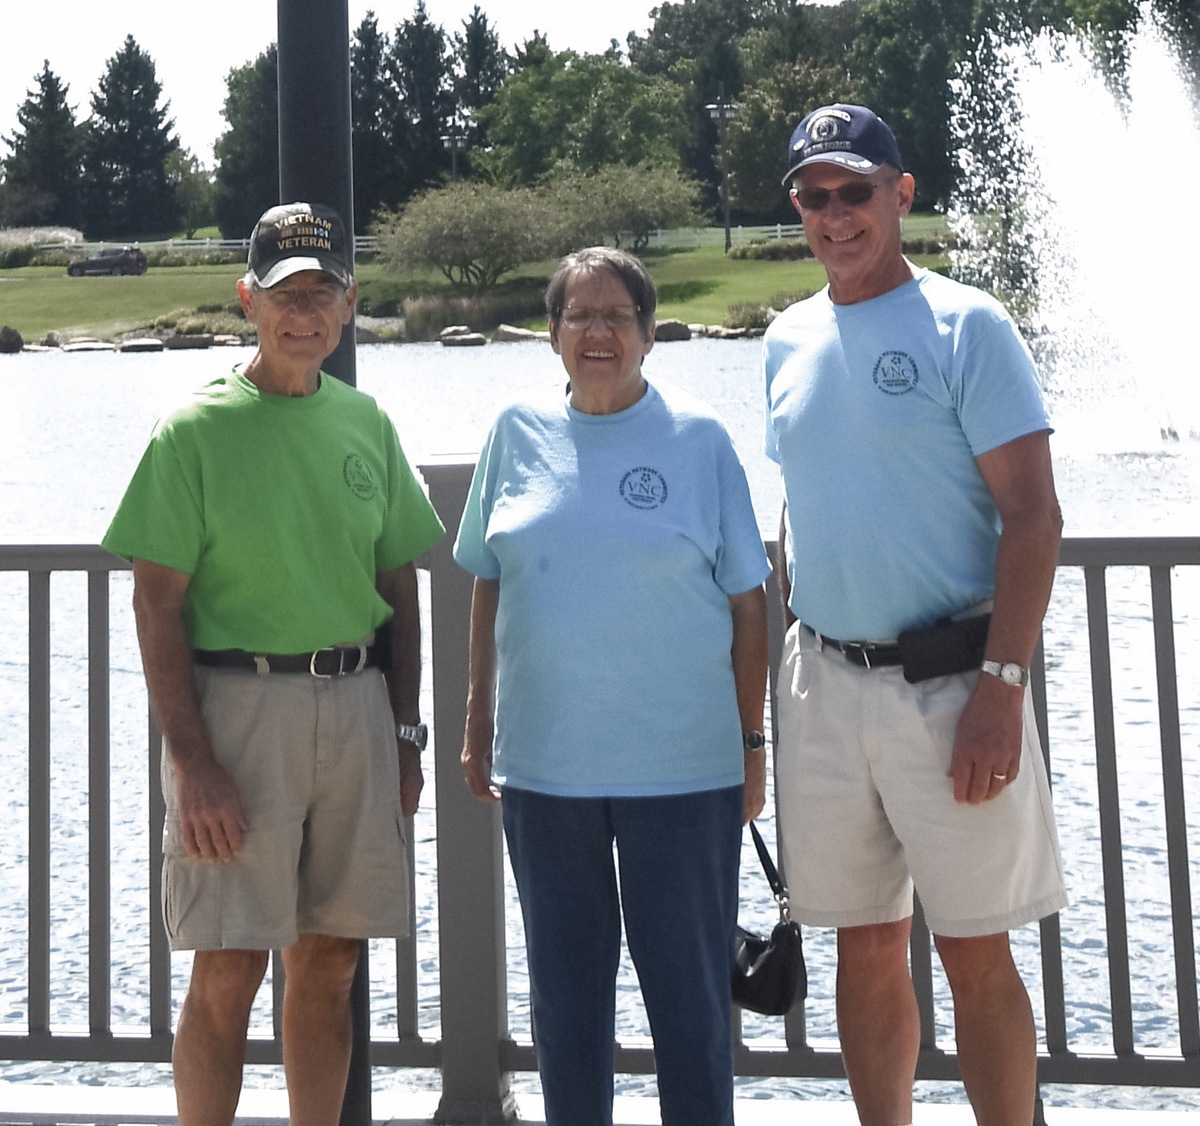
top-left (352, 13), bottom-right (403, 227)
top-left (389, 1), bottom-right (454, 197)
top-left (452, 5), bottom-right (510, 150)
top-left (1, 62), bottom-right (82, 228)
top-left (212, 44), bottom-right (279, 239)
top-left (79, 36), bottom-right (180, 236)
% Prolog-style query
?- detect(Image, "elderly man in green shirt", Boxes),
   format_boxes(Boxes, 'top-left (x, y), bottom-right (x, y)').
top-left (104, 202), bottom-right (444, 1126)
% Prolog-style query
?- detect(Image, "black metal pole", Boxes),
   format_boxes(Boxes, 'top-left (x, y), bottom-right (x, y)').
top-left (278, 0), bottom-right (357, 388)
top-left (276, 6), bottom-right (370, 1125)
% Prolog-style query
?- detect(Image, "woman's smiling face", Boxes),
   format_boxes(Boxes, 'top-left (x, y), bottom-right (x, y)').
top-left (551, 267), bottom-right (654, 416)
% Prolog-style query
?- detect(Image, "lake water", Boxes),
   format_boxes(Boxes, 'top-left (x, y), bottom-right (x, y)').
top-left (1, 340), bottom-right (1198, 1111)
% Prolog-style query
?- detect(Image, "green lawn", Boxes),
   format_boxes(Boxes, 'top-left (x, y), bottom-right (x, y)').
top-left (2, 219), bottom-right (952, 340)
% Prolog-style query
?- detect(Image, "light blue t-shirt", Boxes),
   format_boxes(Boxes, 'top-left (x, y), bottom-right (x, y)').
top-left (763, 268), bottom-right (1050, 640)
top-left (454, 377), bottom-right (772, 798)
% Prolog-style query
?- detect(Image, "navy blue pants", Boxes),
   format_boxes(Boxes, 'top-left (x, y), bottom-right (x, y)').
top-left (502, 785), bottom-right (742, 1126)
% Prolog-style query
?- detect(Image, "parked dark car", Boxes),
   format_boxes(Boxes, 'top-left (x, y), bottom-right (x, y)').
top-left (67, 246), bottom-right (148, 277)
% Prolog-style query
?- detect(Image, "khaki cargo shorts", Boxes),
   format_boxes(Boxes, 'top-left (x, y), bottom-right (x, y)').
top-left (161, 665), bottom-right (410, 951)
top-left (775, 621), bottom-right (1068, 938)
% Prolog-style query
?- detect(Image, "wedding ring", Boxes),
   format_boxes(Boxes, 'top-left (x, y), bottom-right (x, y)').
top-left (992, 772), bottom-right (1008, 781)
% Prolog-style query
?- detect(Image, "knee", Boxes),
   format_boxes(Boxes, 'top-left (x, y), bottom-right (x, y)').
top-left (934, 932), bottom-right (1021, 1000)
top-left (187, 949), bottom-right (270, 1020)
top-left (283, 935), bottom-right (361, 1000)
top-left (838, 920), bottom-right (913, 976)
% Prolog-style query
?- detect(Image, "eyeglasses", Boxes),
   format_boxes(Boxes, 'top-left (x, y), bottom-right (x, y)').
top-left (559, 305), bottom-right (640, 332)
top-left (259, 283), bottom-right (347, 310)
top-left (791, 179), bottom-right (893, 211)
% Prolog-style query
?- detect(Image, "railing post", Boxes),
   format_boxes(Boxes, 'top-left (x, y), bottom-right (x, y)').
top-left (421, 458), bottom-right (518, 1125)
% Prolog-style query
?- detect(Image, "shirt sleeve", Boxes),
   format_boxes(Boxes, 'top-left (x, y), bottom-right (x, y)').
top-left (101, 422), bottom-right (205, 573)
top-left (376, 412), bottom-right (445, 572)
top-left (712, 429), bottom-right (773, 596)
top-left (953, 304), bottom-right (1052, 456)
top-left (452, 422), bottom-right (502, 580)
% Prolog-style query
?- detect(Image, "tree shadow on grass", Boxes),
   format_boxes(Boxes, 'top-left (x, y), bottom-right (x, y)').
top-left (656, 279), bottom-right (716, 303)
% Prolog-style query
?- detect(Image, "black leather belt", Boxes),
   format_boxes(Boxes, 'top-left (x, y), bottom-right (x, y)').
top-left (802, 623), bottom-right (903, 669)
top-left (194, 640), bottom-right (384, 677)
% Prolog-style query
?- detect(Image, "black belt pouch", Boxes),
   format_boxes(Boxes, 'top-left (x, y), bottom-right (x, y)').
top-left (896, 614), bottom-right (990, 684)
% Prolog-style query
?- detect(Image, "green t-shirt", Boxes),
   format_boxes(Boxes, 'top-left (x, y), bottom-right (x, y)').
top-left (103, 368), bottom-right (444, 652)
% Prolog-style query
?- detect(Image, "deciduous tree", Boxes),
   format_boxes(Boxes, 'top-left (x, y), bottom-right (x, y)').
top-left (373, 181), bottom-right (550, 291)
top-left (475, 51), bottom-right (686, 186)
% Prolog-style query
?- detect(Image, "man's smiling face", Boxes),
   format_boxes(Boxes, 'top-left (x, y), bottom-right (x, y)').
top-left (790, 162), bottom-right (915, 304)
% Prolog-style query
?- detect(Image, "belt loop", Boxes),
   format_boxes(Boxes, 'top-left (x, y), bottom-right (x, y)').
top-left (253, 655), bottom-right (270, 675)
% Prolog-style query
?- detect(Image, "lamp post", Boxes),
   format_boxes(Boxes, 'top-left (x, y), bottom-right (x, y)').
top-left (441, 113), bottom-right (470, 181)
top-left (705, 86), bottom-right (737, 254)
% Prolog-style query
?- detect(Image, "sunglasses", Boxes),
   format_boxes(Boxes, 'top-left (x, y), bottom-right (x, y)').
top-left (791, 179), bottom-right (893, 211)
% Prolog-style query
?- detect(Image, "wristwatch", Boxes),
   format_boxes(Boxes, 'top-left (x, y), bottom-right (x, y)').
top-left (980, 660), bottom-right (1029, 687)
top-left (395, 722), bottom-right (428, 750)
top-left (743, 730), bottom-right (766, 750)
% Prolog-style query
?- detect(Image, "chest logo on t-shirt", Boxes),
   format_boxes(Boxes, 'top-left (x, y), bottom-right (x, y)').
top-left (343, 453), bottom-right (378, 500)
top-left (873, 351), bottom-right (920, 395)
top-left (619, 467), bottom-right (668, 510)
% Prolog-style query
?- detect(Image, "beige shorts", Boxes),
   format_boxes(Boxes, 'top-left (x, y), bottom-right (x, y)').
top-left (161, 665), bottom-right (410, 951)
top-left (775, 622), bottom-right (1068, 938)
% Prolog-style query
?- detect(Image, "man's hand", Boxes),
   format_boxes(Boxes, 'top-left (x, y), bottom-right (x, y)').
top-left (173, 757), bottom-right (249, 861)
top-left (743, 747), bottom-right (767, 823)
top-left (398, 743), bottom-right (424, 818)
top-left (948, 676), bottom-right (1024, 804)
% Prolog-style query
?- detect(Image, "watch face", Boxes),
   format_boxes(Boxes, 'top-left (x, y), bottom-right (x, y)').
top-left (1000, 663), bottom-right (1025, 685)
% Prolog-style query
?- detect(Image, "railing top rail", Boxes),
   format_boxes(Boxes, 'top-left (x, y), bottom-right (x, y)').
top-left (4, 537), bottom-right (1200, 573)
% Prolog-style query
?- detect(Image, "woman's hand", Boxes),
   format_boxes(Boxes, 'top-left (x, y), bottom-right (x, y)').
top-left (462, 729), bottom-right (501, 803)
top-left (743, 746), bottom-right (767, 823)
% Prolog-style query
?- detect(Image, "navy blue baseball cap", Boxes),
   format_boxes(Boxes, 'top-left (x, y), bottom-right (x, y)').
top-left (782, 104), bottom-right (904, 187)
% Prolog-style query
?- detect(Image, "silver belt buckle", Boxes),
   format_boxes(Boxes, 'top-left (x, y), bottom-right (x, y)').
top-left (310, 644), bottom-right (367, 677)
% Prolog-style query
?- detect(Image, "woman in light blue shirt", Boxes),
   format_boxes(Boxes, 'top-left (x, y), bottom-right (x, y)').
top-left (455, 247), bottom-right (771, 1126)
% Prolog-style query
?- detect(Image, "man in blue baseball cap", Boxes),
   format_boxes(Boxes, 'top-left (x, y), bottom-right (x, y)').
top-left (764, 104), bottom-right (1068, 1125)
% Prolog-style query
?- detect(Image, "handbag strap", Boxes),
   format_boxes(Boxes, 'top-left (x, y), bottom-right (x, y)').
top-left (748, 820), bottom-right (793, 920)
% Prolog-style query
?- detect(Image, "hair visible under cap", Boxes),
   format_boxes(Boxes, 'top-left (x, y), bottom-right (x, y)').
top-left (545, 247), bottom-right (657, 338)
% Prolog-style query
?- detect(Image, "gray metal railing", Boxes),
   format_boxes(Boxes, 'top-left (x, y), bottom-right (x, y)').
top-left (1, 460), bottom-right (1197, 1122)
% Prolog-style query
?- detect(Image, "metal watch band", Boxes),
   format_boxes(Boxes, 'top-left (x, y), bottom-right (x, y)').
top-left (980, 660), bottom-right (1029, 687)
top-left (394, 722), bottom-right (428, 750)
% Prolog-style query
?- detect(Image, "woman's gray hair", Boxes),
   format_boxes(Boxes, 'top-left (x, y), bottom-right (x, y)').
top-left (544, 246), bottom-right (657, 338)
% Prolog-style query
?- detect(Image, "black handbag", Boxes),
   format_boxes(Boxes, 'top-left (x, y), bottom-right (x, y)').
top-left (731, 820), bottom-right (806, 1016)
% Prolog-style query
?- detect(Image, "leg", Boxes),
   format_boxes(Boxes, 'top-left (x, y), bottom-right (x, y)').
top-left (502, 788), bottom-right (622, 1126)
top-left (173, 948), bottom-right (269, 1126)
top-left (615, 788), bottom-right (741, 1126)
top-left (935, 932), bottom-right (1036, 1126)
top-left (836, 920), bottom-right (920, 1126)
top-left (280, 932), bottom-right (363, 1126)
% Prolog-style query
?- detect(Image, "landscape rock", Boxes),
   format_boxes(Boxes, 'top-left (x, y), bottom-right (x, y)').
top-left (439, 324), bottom-right (474, 340)
top-left (42, 331), bottom-right (63, 348)
top-left (440, 332), bottom-right (487, 347)
top-left (492, 323), bottom-right (549, 342)
top-left (0, 326), bottom-right (24, 353)
top-left (117, 337), bottom-right (165, 353)
top-left (163, 333), bottom-right (214, 350)
top-left (653, 318), bottom-right (691, 342)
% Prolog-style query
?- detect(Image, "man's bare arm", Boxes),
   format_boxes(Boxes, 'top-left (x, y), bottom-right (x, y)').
top-left (949, 429), bottom-right (1062, 804)
top-left (132, 559), bottom-right (247, 860)
top-left (377, 562), bottom-right (424, 818)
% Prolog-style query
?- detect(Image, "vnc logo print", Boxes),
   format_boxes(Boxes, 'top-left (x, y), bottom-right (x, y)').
top-left (343, 453), bottom-right (377, 499)
top-left (873, 351), bottom-right (920, 395)
top-left (620, 467), bottom-right (668, 510)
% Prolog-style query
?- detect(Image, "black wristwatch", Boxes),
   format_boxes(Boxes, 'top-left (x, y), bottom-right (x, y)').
top-left (395, 722), bottom-right (428, 750)
top-left (743, 730), bottom-right (766, 750)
